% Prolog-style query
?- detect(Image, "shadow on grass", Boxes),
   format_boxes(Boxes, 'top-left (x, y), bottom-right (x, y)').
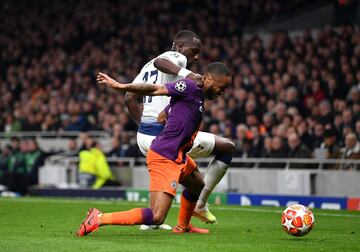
top-left (279, 237), bottom-right (325, 242)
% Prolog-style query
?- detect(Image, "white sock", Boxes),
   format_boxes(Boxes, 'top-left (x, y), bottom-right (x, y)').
top-left (197, 158), bottom-right (228, 208)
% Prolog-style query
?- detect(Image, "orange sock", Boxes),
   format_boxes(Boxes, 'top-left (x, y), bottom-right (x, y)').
top-left (99, 208), bottom-right (153, 226)
top-left (177, 190), bottom-right (198, 228)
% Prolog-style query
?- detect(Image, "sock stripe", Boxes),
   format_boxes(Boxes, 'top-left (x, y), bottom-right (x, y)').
top-left (215, 155), bottom-right (232, 165)
top-left (141, 208), bottom-right (154, 225)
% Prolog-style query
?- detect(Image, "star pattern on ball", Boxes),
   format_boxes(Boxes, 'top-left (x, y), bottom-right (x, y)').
top-left (282, 216), bottom-right (295, 231)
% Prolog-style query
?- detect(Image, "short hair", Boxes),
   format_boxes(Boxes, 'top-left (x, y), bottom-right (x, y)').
top-left (174, 30), bottom-right (200, 42)
top-left (346, 132), bottom-right (357, 140)
top-left (205, 62), bottom-right (231, 77)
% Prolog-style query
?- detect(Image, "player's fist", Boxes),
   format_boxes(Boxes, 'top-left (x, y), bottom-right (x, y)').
top-left (97, 72), bottom-right (121, 89)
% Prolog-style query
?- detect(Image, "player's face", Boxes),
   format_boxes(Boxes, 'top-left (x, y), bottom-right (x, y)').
top-left (176, 38), bottom-right (201, 67)
top-left (204, 74), bottom-right (232, 100)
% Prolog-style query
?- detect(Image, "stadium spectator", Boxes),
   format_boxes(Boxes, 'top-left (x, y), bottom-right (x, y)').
top-left (262, 112), bottom-right (274, 134)
top-left (0, 145), bottom-right (12, 186)
top-left (68, 138), bottom-right (78, 152)
top-left (25, 138), bottom-right (45, 185)
top-left (234, 124), bottom-right (249, 157)
top-left (117, 132), bottom-right (141, 158)
top-left (355, 120), bottom-right (360, 139)
top-left (318, 100), bottom-right (333, 125)
top-left (296, 121), bottom-right (313, 150)
top-left (2, 138), bottom-right (45, 194)
top-left (320, 128), bottom-right (342, 169)
top-left (260, 137), bottom-right (272, 158)
top-left (106, 137), bottom-right (122, 158)
top-left (270, 136), bottom-right (288, 158)
top-left (6, 137), bottom-right (26, 193)
top-left (287, 132), bottom-right (312, 168)
top-left (78, 136), bottom-right (119, 189)
top-left (268, 136), bottom-right (288, 168)
top-left (248, 126), bottom-right (264, 157)
top-left (311, 123), bottom-right (325, 150)
top-left (340, 132), bottom-right (360, 170)
top-left (60, 138), bottom-right (79, 157)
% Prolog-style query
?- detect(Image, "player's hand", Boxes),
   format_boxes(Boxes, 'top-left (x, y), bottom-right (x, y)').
top-left (97, 72), bottom-right (122, 89)
top-left (186, 72), bottom-right (203, 86)
top-left (157, 110), bottom-right (167, 124)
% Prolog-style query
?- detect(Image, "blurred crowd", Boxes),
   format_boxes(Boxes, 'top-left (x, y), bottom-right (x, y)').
top-left (0, 137), bottom-right (45, 194)
top-left (0, 132), bottom-right (131, 194)
top-left (1, 0), bottom-right (360, 168)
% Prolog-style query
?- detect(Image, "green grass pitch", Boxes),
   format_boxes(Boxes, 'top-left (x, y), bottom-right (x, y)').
top-left (0, 197), bottom-right (359, 252)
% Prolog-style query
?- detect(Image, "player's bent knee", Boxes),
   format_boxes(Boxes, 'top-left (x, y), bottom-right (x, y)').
top-left (225, 139), bottom-right (235, 155)
top-left (214, 136), bottom-right (235, 156)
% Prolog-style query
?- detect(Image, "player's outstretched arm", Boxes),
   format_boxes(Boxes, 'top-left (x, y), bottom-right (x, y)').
top-left (97, 72), bottom-right (169, 96)
top-left (154, 57), bottom-right (202, 83)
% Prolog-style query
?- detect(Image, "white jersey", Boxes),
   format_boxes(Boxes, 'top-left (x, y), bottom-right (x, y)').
top-left (133, 51), bottom-right (216, 157)
top-left (132, 51), bottom-right (187, 122)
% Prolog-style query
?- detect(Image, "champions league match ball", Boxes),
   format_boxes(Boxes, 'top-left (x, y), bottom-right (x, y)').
top-left (281, 204), bottom-right (315, 237)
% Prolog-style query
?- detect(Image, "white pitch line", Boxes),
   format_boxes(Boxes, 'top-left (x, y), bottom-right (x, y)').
top-left (211, 206), bottom-right (360, 218)
top-left (1, 197), bottom-right (360, 218)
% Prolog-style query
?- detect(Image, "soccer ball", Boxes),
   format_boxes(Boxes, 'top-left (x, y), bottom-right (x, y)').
top-left (281, 204), bottom-right (315, 237)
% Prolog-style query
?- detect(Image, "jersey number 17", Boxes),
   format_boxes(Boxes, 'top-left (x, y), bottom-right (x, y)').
top-left (142, 70), bottom-right (158, 103)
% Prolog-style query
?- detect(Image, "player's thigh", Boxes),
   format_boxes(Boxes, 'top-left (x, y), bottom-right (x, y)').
top-left (136, 132), bottom-right (156, 156)
top-left (187, 131), bottom-right (216, 159)
top-left (180, 168), bottom-right (204, 194)
top-left (147, 150), bottom-right (182, 197)
top-left (149, 191), bottom-right (174, 224)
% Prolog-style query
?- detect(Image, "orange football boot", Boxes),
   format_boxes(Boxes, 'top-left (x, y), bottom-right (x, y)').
top-left (77, 208), bottom-right (102, 237)
top-left (172, 224), bottom-right (209, 234)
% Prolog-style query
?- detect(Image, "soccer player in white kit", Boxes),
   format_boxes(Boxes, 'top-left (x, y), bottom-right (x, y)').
top-left (125, 30), bottom-right (235, 230)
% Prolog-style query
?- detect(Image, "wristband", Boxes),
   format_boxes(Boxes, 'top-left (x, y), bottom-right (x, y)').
top-left (178, 68), bottom-right (192, 78)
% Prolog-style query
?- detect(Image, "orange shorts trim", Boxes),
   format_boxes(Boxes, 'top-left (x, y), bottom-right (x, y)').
top-left (146, 149), bottom-right (197, 197)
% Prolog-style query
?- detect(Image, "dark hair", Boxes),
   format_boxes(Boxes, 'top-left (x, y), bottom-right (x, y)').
top-left (205, 62), bottom-right (231, 76)
top-left (174, 30), bottom-right (200, 42)
top-left (324, 127), bottom-right (337, 138)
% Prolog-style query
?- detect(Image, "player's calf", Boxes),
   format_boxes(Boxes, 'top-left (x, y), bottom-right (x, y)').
top-left (151, 211), bottom-right (167, 225)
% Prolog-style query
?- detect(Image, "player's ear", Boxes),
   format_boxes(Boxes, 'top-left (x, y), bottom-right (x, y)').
top-left (203, 72), bottom-right (212, 84)
top-left (206, 73), bottom-right (215, 81)
top-left (177, 41), bottom-right (184, 50)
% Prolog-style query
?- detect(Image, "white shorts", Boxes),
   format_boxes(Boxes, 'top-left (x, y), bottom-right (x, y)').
top-left (136, 131), bottom-right (216, 159)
